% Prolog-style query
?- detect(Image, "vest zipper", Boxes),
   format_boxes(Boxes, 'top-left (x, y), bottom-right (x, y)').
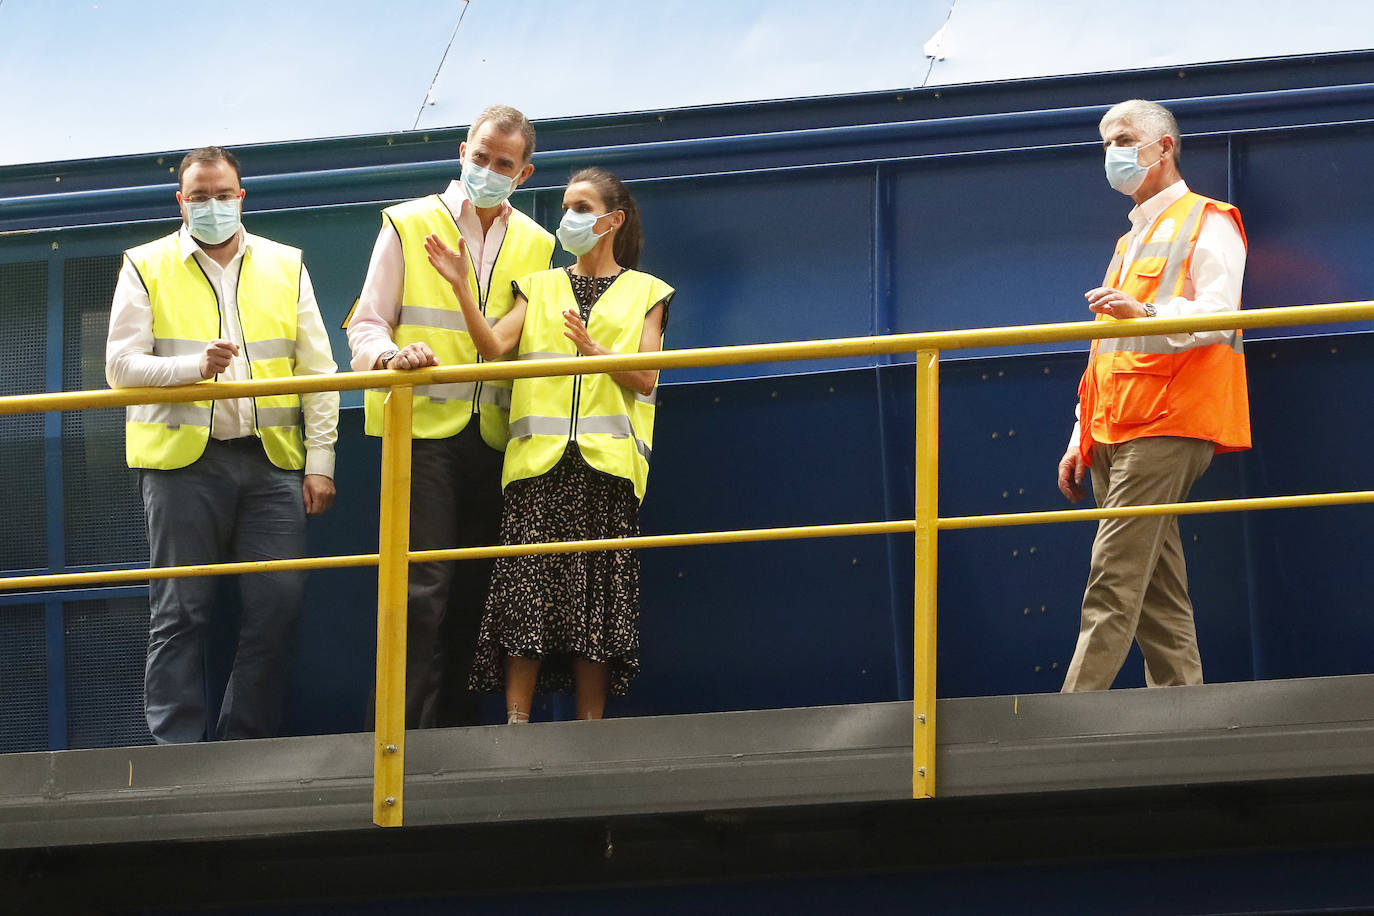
top-left (229, 257), bottom-right (258, 436)
top-left (566, 270), bottom-right (625, 446)
top-left (472, 266), bottom-right (487, 419)
top-left (449, 200), bottom-right (513, 422)
top-left (191, 256), bottom-right (228, 436)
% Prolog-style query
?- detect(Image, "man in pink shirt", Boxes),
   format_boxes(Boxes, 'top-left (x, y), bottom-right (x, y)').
top-left (347, 104), bottom-right (555, 727)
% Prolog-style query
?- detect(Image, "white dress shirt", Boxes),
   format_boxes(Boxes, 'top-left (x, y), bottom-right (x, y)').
top-left (1069, 180), bottom-right (1248, 448)
top-left (106, 225), bottom-right (340, 478)
top-left (346, 180), bottom-right (514, 372)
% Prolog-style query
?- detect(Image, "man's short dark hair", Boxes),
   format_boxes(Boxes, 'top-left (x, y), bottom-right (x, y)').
top-left (178, 147), bottom-right (242, 186)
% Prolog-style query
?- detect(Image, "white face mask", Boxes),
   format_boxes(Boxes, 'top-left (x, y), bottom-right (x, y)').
top-left (557, 208), bottom-right (618, 257)
top-left (461, 161), bottom-right (517, 208)
top-left (1104, 137), bottom-right (1162, 195)
top-left (185, 197), bottom-right (241, 244)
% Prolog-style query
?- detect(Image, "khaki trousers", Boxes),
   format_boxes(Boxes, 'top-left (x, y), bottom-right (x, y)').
top-left (1060, 436), bottom-right (1215, 692)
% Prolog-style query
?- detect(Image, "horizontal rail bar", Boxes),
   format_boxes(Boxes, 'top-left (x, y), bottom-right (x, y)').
top-left (0, 553), bottom-right (379, 592)
top-left (3, 488), bottom-right (1371, 592)
top-left (0, 301), bottom-right (1371, 416)
top-left (939, 489), bottom-right (1374, 530)
top-left (409, 520), bottom-right (916, 563)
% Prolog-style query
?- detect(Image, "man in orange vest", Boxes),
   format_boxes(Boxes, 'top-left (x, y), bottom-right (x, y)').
top-left (1056, 99), bottom-right (1250, 692)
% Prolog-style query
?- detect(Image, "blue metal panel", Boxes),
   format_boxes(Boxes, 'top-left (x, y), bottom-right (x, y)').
top-left (630, 369), bottom-right (900, 715)
top-left (630, 168), bottom-right (877, 383)
top-left (887, 137), bottom-right (1236, 360)
top-left (281, 410), bottom-right (380, 736)
top-left (1242, 333), bottom-right (1374, 680)
top-left (1235, 125), bottom-right (1374, 336)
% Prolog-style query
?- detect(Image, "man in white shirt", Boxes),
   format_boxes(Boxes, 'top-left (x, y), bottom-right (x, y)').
top-left (347, 105), bottom-right (554, 727)
top-left (106, 146), bottom-right (339, 742)
top-left (1055, 100), bottom-right (1250, 692)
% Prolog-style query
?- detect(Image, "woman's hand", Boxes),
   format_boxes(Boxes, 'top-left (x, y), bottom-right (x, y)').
top-left (563, 309), bottom-right (606, 357)
top-left (424, 233), bottom-right (471, 288)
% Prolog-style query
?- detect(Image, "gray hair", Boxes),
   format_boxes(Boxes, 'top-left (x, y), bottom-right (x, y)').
top-left (1099, 99), bottom-right (1182, 165)
top-left (467, 104), bottom-right (536, 163)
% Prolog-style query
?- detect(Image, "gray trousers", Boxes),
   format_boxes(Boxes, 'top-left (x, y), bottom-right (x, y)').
top-left (1061, 436), bottom-right (1215, 693)
top-left (141, 438), bottom-right (306, 743)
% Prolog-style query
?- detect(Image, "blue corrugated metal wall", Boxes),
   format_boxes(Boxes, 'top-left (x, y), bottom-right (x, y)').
top-left (3, 53), bottom-right (1374, 745)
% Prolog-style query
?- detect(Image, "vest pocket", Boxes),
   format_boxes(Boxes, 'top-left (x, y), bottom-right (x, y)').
top-left (1109, 352), bottom-right (1173, 425)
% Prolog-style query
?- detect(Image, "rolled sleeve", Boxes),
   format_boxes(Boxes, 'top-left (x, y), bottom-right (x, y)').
top-left (1155, 209), bottom-right (1247, 349)
top-left (346, 223), bottom-right (405, 372)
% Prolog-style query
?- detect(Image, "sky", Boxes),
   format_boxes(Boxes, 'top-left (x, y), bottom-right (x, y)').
top-left (1, 0), bottom-right (1371, 167)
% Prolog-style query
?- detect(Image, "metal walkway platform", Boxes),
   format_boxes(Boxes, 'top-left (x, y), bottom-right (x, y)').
top-left (6, 673), bottom-right (1374, 851)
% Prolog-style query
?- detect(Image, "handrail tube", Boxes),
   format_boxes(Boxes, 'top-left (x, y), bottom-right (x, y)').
top-left (373, 386), bottom-right (412, 827)
top-left (408, 519), bottom-right (917, 564)
top-left (0, 553), bottom-right (379, 592)
top-left (7, 487), bottom-right (1370, 594)
top-left (939, 489), bottom-right (1374, 530)
top-left (1, 301), bottom-right (1371, 417)
top-left (9, 80), bottom-right (1374, 223)
top-left (913, 349), bottom-right (940, 799)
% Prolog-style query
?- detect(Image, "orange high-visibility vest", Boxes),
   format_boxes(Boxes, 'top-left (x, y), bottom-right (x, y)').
top-left (1077, 190), bottom-right (1251, 462)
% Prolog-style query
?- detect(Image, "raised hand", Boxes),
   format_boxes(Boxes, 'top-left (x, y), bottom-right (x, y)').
top-left (423, 233), bottom-right (471, 288)
top-left (563, 309), bottom-right (605, 357)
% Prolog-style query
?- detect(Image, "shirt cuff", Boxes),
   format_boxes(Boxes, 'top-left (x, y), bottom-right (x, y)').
top-left (1160, 295), bottom-right (1196, 348)
top-left (305, 448), bottom-right (335, 479)
top-left (172, 354), bottom-right (206, 385)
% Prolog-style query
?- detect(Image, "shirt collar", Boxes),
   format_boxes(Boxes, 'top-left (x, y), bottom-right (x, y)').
top-left (1128, 179), bottom-right (1189, 230)
top-left (440, 179), bottom-right (513, 222)
top-left (177, 223), bottom-right (249, 262)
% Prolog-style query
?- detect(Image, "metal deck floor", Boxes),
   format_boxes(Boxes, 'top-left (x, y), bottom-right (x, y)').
top-left (5, 673), bottom-right (1374, 850)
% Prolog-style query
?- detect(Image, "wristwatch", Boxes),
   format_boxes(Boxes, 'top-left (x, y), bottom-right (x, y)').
top-left (379, 349), bottom-right (399, 369)
top-left (1142, 304), bottom-right (1157, 318)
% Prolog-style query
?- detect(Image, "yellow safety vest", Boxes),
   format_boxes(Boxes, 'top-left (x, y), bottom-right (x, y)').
top-left (1078, 191), bottom-right (1250, 461)
top-left (362, 196), bottom-right (555, 447)
top-left (123, 232), bottom-right (306, 471)
top-left (504, 268), bottom-right (674, 503)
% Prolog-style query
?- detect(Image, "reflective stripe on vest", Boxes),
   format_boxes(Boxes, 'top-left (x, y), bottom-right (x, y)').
top-left (123, 232), bottom-right (306, 471)
top-left (1077, 191), bottom-right (1250, 459)
top-left (503, 268), bottom-right (674, 503)
top-left (362, 195), bottom-right (555, 446)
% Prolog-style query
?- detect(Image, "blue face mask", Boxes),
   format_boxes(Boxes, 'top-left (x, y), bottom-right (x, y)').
top-left (185, 197), bottom-right (241, 245)
top-left (557, 209), bottom-right (618, 257)
top-left (461, 161), bottom-right (517, 208)
top-left (1104, 137), bottom-right (1162, 195)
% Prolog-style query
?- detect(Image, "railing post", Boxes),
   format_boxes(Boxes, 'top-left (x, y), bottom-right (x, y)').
top-left (913, 348), bottom-right (939, 799)
top-left (374, 386), bottom-right (413, 827)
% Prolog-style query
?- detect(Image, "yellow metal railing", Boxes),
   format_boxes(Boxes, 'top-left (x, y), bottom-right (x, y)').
top-left (3, 300), bottom-right (1374, 824)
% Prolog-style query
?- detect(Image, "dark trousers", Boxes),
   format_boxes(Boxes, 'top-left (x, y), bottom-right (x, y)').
top-left (405, 422), bottom-right (504, 728)
top-left (141, 439), bottom-right (306, 743)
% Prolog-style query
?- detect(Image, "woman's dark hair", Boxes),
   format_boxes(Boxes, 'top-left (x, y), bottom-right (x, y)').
top-left (569, 167), bottom-right (642, 270)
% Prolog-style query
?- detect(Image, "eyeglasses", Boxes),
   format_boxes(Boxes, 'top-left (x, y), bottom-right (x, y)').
top-left (181, 191), bottom-right (243, 204)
